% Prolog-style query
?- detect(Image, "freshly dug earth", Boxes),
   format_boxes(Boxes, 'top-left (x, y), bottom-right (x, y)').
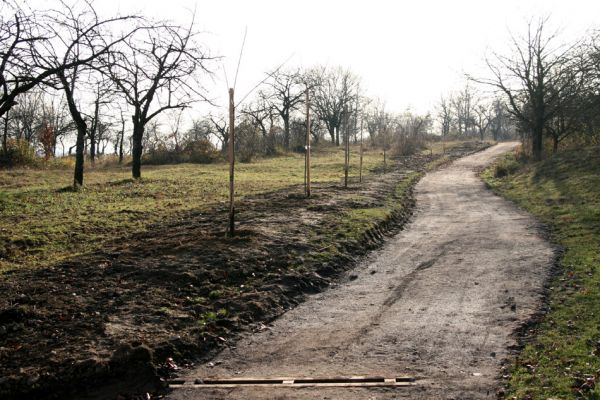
top-left (0, 142), bottom-right (486, 399)
top-left (167, 142), bottom-right (555, 400)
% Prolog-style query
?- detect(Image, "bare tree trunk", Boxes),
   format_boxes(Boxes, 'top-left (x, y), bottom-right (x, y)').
top-left (73, 124), bottom-right (86, 186)
top-left (90, 108), bottom-right (99, 166)
top-left (2, 113), bottom-right (8, 154)
top-left (283, 116), bottom-right (290, 150)
top-left (228, 88), bottom-right (235, 236)
top-left (119, 117), bottom-right (125, 164)
top-left (52, 134), bottom-right (57, 157)
top-left (552, 135), bottom-right (559, 154)
top-left (131, 123), bottom-right (144, 179)
top-left (59, 73), bottom-right (87, 187)
top-left (359, 117), bottom-right (363, 183)
top-left (344, 107), bottom-right (349, 188)
top-left (305, 89), bottom-right (311, 198)
top-left (532, 126), bottom-right (543, 160)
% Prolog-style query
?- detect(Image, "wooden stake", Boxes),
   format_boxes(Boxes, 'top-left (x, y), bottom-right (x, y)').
top-left (305, 88), bottom-right (311, 198)
top-left (359, 116), bottom-right (363, 183)
top-left (228, 88), bottom-right (235, 237)
top-left (344, 107), bottom-right (349, 188)
top-left (383, 148), bottom-right (386, 173)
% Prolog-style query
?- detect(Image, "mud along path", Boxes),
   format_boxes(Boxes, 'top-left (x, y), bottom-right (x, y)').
top-left (168, 142), bottom-right (555, 400)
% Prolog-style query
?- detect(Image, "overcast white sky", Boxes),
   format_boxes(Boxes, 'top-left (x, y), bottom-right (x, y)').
top-left (97, 0), bottom-right (600, 116)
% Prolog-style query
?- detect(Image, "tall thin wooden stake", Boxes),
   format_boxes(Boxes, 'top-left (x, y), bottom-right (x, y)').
top-left (344, 106), bottom-right (349, 188)
top-left (305, 88), bottom-right (311, 198)
top-left (383, 131), bottom-right (387, 174)
top-left (228, 88), bottom-right (235, 237)
top-left (359, 116), bottom-right (363, 183)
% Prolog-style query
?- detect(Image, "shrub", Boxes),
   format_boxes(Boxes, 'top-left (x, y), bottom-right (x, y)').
top-left (142, 145), bottom-right (180, 165)
top-left (493, 155), bottom-right (521, 178)
top-left (142, 139), bottom-right (220, 165)
top-left (44, 156), bottom-right (76, 170)
top-left (184, 139), bottom-right (220, 164)
top-left (0, 139), bottom-right (38, 168)
top-left (235, 125), bottom-right (261, 163)
top-left (392, 136), bottom-right (425, 156)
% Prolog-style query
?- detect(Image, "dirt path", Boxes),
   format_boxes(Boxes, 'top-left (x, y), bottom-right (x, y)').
top-left (168, 142), bottom-right (555, 400)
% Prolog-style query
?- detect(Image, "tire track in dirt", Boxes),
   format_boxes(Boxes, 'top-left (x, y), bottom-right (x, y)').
top-left (168, 142), bottom-right (555, 399)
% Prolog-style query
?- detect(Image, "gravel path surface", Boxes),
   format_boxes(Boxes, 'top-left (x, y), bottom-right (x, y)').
top-left (168, 142), bottom-right (554, 400)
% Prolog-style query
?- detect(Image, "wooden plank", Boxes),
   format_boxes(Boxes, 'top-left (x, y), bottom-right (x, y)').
top-left (169, 381), bottom-right (414, 388)
top-left (169, 376), bottom-right (416, 388)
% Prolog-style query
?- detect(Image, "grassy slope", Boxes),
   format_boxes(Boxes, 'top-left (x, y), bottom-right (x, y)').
top-left (482, 147), bottom-right (600, 399)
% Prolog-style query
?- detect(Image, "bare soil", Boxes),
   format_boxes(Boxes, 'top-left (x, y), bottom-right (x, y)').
top-left (0, 142), bottom-right (488, 399)
top-left (167, 142), bottom-right (555, 400)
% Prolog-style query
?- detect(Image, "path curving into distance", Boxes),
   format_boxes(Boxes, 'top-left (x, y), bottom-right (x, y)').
top-left (168, 142), bottom-right (554, 399)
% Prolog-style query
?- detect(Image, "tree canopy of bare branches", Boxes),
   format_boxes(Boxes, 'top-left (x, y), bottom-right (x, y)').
top-left (260, 68), bottom-right (304, 150)
top-left (106, 20), bottom-right (214, 178)
top-left (476, 19), bottom-right (584, 159)
top-left (308, 66), bottom-right (359, 146)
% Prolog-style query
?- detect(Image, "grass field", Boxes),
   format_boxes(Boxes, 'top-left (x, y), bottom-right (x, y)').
top-left (0, 145), bottom-right (391, 272)
top-left (483, 147), bottom-right (600, 399)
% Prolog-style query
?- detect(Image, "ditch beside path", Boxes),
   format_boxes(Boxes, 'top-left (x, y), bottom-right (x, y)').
top-left (168, 142), bottom-right (555, 399)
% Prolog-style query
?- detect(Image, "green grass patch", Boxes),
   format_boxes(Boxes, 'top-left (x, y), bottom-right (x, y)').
top-left (482, 147), bottom-right (600, 399)
top-left (0, 146), bottom-right (386, 272)
top-left (308, 171), bottom-right (421, 264)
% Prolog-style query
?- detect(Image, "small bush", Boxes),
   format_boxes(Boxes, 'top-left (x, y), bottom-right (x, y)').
top-left (142, 139), bottom-right (220, 165)
top-left (392, 136), bottom-right (425, 156)
top-left (184, 139), bottom-right (220, 164)
top-left (142, 145), bottom-right (181, 165)
top-left (0, 139), bottom-right (38, 168)
top-left (235, 125), bottom-right (261, 163)
top-left (44, 156), bottom-right (76, 170)
top-left (493, 156), bottom-right (521, 178)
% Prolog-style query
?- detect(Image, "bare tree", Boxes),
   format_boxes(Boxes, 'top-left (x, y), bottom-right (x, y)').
top-left (240, 98), bottom-right (276, 154)
top-left (437, 95), bottom-right (453, 137)
top-left (32, 2), bottom-right (140, 186)
top-left (580, 34), bottom-right (600, 141)
top-left (309, 66), bottom-right (359, 146)
top-left (477, 19), bottom-right (580, 160)
top-left (364, 98), bottom-right (383, 145)
top-left (10, 90), bottom-right (43, 143)
top-left (111, 107), bottom-right (128, 163)
top-left (2, 110), bottom-right (9, 154)
top-left (473, 104), bottom-right (492, 140)
top-left (0, 1), bottom-right (56, 119)
top-left (0, 1), bottom-right (133, 124)
top-left (261, 69), bottom-right (304, 150)
top-left (543, 44), bottom-right (597, 152)
top-left (185, 117), bottom-right (213, 143)
top-left (450, 83), bottom-right (476, 136)
top-left (40, 93), bottom-right (73, 156)
top-left (106, 21), bottom-right (213, 178)
top-left (208, 114), bottom-right (229, 151)
top-left (143, 120), bottom-right (162, 153)
top-left (167, 108), bottom-right (184, 152)
top-left (85, 79), bottom-right (116, 164)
